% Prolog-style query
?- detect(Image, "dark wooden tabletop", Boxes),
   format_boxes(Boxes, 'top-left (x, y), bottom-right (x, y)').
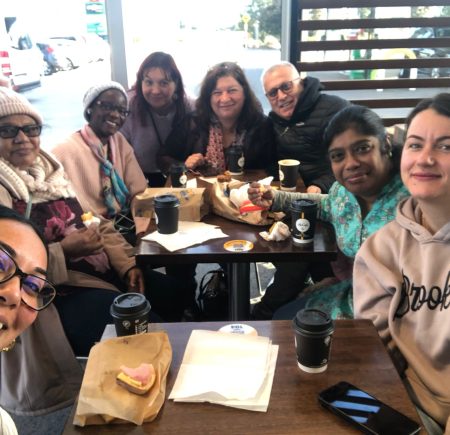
top-left (63, 320), bottom-right (421, 434)
top-left (136, 215), bottom-right (337, 266)
top-left (136, 169), bottom-right (337, 265)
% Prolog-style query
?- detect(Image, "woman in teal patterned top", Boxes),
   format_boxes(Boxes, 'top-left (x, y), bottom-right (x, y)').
top-left (248, 105), bottom-right (410, 319)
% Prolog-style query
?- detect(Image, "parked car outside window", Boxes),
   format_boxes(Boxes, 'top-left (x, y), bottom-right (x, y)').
top-left (0, 16), bottom-right (42, 92)
top-left (37, 39), bottom-right (83, 75)
top-left (49, 33), bottom-right (110, 64)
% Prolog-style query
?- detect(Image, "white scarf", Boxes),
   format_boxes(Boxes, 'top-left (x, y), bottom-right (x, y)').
top-left (0, 150), bottom-right (75, 203)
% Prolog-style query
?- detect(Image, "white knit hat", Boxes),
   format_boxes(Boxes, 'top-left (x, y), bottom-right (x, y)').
top-left (82, 81), bottom-right (128, 120)
top-left (0, 87), bottom-right (43, 124)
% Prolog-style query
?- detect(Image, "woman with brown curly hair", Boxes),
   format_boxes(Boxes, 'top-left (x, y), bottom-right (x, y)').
top-left (158, 61), bottom-right (276, 176)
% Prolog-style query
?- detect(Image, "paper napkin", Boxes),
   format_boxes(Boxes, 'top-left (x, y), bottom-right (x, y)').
top-left (142, 221), bottom-right (228, 252)
top-left (169, 330), bottom-right (278, 412)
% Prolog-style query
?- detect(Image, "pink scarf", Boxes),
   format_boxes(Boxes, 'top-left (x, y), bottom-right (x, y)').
top-left (80, 125), bottom-right (130, 218)
top-left (205, 124), bottom-right (246, 173)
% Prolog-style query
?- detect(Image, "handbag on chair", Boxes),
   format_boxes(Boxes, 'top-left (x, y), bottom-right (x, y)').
top-left (197, 268), bottom-right (228, 321)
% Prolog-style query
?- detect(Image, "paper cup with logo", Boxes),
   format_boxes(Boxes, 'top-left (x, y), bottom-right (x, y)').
top-left (154, 194), bottom-right (179, 234)
top-left (278, 159), bottom-right (300, 191)
top-left (290, 198), bottom-right (317, 245)
top-left (110, 293), bottom-right (151, 337)
top-left (170, 163), bottom-right (188, 188)
top-left (226, 146), bottom-right (245, 175)
top-left (292, 308), bottom-right (334, 373)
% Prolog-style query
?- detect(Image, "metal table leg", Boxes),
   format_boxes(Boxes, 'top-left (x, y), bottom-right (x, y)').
top-left (228, 262), bottom-right (250, 320)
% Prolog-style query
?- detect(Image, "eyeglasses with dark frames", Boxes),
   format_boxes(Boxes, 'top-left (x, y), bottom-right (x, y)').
top-left (0, 245), bottom-right (56, 311)
top-left (95, 101), bottom-right (130, 117)
top-left (0, 125), bottom-right (42, 139)
top-left (265, 77), bottom-right (301, 99)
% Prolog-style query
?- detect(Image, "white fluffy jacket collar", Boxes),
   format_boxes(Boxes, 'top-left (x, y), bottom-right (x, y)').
top-left (0, 150), bottom-right (75, 203)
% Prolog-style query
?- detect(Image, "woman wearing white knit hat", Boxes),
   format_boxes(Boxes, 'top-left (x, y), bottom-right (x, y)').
top-left (52, 80), bottom-right (149, 246)
top-left (52, 80), bottom-right (196, 319)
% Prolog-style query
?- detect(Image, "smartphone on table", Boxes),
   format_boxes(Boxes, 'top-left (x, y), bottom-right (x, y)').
top-left (318, 381), bottom-right (421, 435)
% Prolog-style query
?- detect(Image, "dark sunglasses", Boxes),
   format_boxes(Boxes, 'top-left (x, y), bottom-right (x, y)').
top-left (0, 245), bottom-right (56, 311)
top-left (95, 101), bottom-right (130, 117)
top-left (0, 125), bottom-right (42, 139)
top-left (265, 77), bottom-right (301, 99)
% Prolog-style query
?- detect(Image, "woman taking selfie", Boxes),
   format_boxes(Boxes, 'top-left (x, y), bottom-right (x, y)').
top-left (0, 206), bottom-right (56, 434)
top-left (354, 94), bottom-right (450, 434)
top-left (158, 61), bottom-right (276, 176)
top-left (248, 105), bottom-right (409, 319)
top-left (121, 51), bottom-right (193, 187)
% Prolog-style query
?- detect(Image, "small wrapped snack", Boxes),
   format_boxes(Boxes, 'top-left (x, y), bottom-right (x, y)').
top-left (259, 221), bottom-right (290, 242)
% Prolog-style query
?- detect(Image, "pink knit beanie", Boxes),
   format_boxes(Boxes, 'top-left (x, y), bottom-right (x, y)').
top-left (0, 87), bottom-right (43, 124)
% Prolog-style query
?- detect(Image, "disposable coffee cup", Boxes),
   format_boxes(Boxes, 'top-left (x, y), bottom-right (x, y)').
top-left (278, 159), bottom-right (300, 191)
top-left (154, 194), bottom-right (179, 234)
top-left (290, 199), bottom-right (317, 245)
top-left (226, 146), bottom-right (245, 175)
top-left (110, 293), bottom-right (151, 337)
top-left (292, 308), bottom-right (334, 373)
top-left (170, 163), bottom-right (187, 188)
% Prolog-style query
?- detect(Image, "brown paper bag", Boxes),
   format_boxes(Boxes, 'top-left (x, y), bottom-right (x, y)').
top-left (73, 332), bottom-right (172, 426)
top-left (210, 180), bottom-right (283, 226)
top-left (134, 187), bottom-right (208, 222)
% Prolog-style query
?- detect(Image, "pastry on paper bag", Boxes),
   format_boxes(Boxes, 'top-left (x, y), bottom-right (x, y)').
top-left (73, 332), bottom-right (172, 426)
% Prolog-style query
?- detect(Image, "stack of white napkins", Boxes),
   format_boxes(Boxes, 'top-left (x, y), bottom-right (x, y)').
top-left (169, 330), bottom-right (279, 412)
top-left (142, 221), bottom-right (228, 252)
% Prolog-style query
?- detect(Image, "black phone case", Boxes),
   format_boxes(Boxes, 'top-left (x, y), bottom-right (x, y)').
top-left (318, 381), bottom-right (421, 435)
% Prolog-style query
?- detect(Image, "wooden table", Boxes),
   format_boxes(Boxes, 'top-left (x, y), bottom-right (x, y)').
top-left (136, 214), bottom-right (337, 320)
top-left (63, 320), bottom-right (422, 434)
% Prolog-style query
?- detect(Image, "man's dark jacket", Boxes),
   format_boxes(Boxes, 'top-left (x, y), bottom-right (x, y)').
top-left (269, 76), bottom-right (350, 193)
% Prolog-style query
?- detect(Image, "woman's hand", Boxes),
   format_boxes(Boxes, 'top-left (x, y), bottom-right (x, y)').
top-left (306, 185), bottom-right (322, 194)
top-left (125, 267), bottom-right (145, 294)
top-left (60, 226), bottom-right (103, 257)
top-left (247, 182), bottom-right (275, 209)
top-left (185, 153), bottom-right (205, 170)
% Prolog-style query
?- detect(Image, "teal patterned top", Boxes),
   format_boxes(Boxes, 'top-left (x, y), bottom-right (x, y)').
top-left (272, 175), bottom-right (410, 319)
top-left (272, 174), bottom-right (409, 259)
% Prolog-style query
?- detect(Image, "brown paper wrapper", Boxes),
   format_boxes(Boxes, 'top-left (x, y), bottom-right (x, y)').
top-left (134, 187), bottom-right (208, 222)
top-left (73, 332), bottom-right (172, 426)
top-left (208, 180), bottom-right (283, 226)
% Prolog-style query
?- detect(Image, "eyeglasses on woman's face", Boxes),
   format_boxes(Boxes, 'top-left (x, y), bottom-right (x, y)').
top-left (0, 245), bottom-right (56, 311)
top-left (0, 124), bottom-right (42, 139)
top-left (265, 77), bottom-right (301, 99)
top-left (95, 100), bottom-right (130, 117)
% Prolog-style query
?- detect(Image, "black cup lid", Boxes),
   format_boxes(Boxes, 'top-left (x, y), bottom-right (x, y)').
top-left (293, 309), bottom-right (333, 333)
top-left (170, 163), bottom-right (186, 172)
top-left (111, 293), bottom-right (149, 314)
top-left (228, 145), bottom-right (243, 154)
top-left (291, 198), bottom-right (317, 211)
top-left (154, 194), bottom-right (180, 207)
